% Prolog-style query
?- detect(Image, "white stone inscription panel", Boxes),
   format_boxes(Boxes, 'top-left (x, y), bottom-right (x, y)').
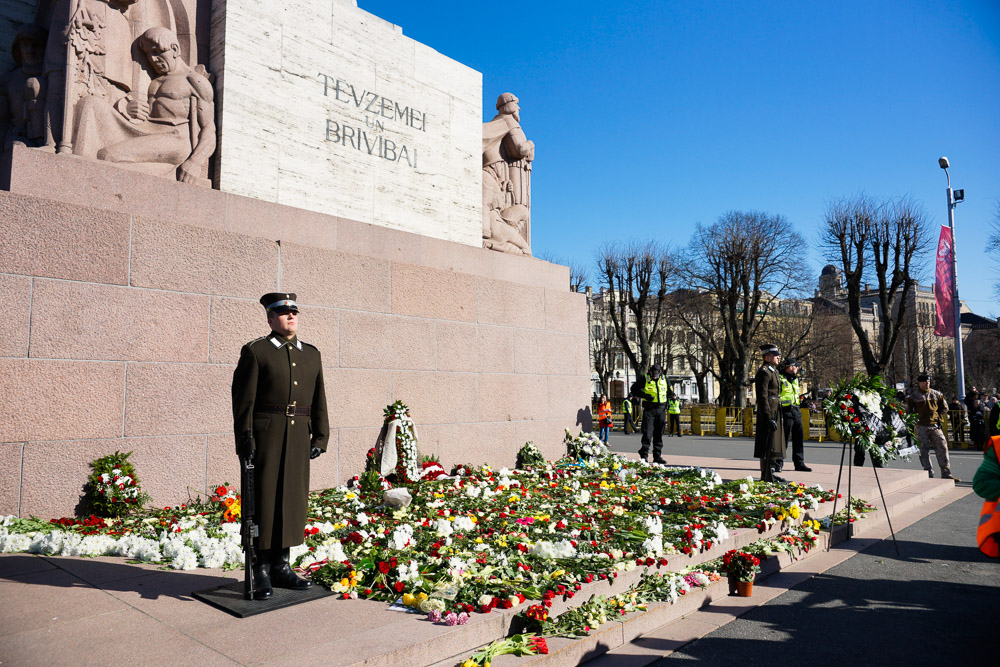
top-left (211, 0), bottom-right (483, 246)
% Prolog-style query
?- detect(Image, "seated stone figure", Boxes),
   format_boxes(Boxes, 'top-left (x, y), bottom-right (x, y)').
top-left (1, 24), bottom-right (49, 150)
top-left (71, 26), bottom-right (215, 185)
top-left (482, 92), bottom-right (534, 255)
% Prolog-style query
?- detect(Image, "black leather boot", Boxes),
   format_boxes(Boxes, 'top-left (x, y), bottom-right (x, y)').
top-left (271, 548), bottom-right (312, 590)
top-left (253, 551), bottom-right (273, 600)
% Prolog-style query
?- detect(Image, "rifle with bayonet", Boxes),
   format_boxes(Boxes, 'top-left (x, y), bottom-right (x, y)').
top-left (238, 429), bottom-right (259, 600)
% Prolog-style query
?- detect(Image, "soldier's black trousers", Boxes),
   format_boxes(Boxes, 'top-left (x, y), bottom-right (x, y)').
top-left (640, 405), bottom-right (666, 458)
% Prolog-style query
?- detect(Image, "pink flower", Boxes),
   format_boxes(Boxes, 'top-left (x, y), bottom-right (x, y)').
top-left (457, 612), bottom-right (469, 625)
top-left (427, 610), bottom-right (442, 623)
top-left (444, 612), bottom-right (459, 626)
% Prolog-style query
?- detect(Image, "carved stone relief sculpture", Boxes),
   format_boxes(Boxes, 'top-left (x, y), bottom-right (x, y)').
top-left (482, 92), bottom-right (534, 255)
top-left (1, 24), bottom-right (49, 149)
top-left (10, 0), bottom-right (216, 186)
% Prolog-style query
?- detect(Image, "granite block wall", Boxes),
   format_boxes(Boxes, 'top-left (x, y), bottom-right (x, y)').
top-left (0, 150), bottom-right (591, 518)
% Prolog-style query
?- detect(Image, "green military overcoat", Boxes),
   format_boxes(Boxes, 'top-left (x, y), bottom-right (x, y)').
top-left (232, 332), bottom-right (329, 550)
top-left (753, 362), bottom-right (786, 460)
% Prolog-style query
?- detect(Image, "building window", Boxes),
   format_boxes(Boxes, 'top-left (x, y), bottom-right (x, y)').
top-left (628, 327), bottom-right (636, 342)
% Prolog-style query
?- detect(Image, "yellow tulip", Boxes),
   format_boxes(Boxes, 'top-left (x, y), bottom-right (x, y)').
top-left (402, 593), bottom-right (415, 606)
top-left (417, 592), bottom-right (428, 602)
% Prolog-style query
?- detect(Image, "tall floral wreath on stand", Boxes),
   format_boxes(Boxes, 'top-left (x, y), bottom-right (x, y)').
top-left (373, 400), bottom-right (421, 483)
top-left (823, 374), bottom-right (918, 465)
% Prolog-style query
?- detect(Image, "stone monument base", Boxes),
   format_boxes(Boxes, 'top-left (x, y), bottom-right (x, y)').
top-left (0, 145), bottom-right (591, 518)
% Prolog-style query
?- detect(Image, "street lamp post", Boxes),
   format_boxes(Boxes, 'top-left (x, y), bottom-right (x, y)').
top-left (938, 157), bottom-right (966, 400)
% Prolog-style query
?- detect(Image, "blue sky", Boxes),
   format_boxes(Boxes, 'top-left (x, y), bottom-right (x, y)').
top-left (364, 0), bottom-right (1000, 315)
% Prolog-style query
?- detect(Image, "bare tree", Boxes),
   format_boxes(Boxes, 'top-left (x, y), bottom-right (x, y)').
top-left (822, 195), bottom-right (930, 377)
top-left (965, 327), bottom-right (1000, 393)
top-left (568, 260), bottom-right (589, 293)
top-left (753, 298), bottom-right (818, 365)
top-left (590, 317), bottom-right (619, 396)
top-left (662, 289), bottom-right (722, 403)
top-left (534, 251), bottom-right (590, 292)
top-left (595, 240), bottom-right (673, 377)
top-left (989, 201), bottom-right (1000, 301)
top-left (676, 211), bottom-right (810, 406)
top-left (804, 306), bottom-right (857, 391)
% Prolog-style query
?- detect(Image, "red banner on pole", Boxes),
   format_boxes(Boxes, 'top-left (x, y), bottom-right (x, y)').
top-left (934, 225), bottom-right (954, 337)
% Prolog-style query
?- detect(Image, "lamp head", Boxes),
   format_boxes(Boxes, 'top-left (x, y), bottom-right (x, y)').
top-left (938, 156), bottom-right (950, 169)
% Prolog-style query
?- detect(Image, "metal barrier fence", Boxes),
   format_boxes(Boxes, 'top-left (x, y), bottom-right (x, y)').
top-left (600, 403), bottom-right (983, 449)
top-left (608, 405), bottom-right (837, 440)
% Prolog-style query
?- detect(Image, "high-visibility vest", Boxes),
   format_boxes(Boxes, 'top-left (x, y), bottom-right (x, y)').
top-left (643, 375), bottom-right (668, 404)
top-left (668, 398), bottom-right (681, 414)
top-left (779, 376), bottom-right (800, 407)
top-left (597, 402), bottom-right (613, 426)
top-left (977, 436), bottom-right (1000, 558)
top-left (623, 400), bottom-right (632, 415)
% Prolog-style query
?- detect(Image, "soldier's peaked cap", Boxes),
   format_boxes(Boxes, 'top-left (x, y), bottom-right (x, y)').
top-left (260, 292), bottom-right (299, 313)
top-left (759, 343), bottom-right (780, 355)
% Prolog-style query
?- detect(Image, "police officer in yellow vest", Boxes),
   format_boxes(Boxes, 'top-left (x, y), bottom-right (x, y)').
top-left (667, 392), bottom-right (682, 437)
top-left (779, 358), bottom-right (811, 472)
top-left (623, 396), bottom-right (638, 435)
top-left (631, 364), bottom-right (668, 464)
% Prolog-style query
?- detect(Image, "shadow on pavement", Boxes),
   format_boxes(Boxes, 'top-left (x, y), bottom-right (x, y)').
top-left (0, 554), bottom-right (236, 601)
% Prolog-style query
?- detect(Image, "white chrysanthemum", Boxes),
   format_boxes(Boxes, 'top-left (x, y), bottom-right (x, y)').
top-left (356, 512), bottom-right (370, 526)
top-left (396, 561), bottom-right (419, 582)
top-left (529, 539), bottom-right (576, 559)
top-left (390, 524), bottom-right (414, 550)
top-left (641, 536), bottom-right (664, 556)
top-left (434, 519), bottom-right (453, 538)
top-left (0, 530), bottom-right (33, 553)
top-left (170, 546), bottom-right (199, 570)
top-left (714, 521), bottom-right (730, 542)
top-left (577, 490), bottom-right (591, 504)
top-left (642, 515), bottom-right (663, 535)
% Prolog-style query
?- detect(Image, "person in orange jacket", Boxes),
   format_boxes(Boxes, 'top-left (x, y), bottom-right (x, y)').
top-left (597, 394), bottom-right (613, 444)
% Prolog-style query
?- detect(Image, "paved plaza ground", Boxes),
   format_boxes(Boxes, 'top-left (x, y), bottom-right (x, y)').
top-left (609, 432), bottom-right (993, 665)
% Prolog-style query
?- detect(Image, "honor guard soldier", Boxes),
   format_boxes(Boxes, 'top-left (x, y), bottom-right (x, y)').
top-left (754, 344), bottom-right (786, 482)
top-left (778, 358), bottom-right (811, 472)
top-left (232, 293), bottom-right (330, 599)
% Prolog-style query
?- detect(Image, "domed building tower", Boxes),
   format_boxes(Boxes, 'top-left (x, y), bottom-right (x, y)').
top-left (818, 264), bottom-right (845, 300)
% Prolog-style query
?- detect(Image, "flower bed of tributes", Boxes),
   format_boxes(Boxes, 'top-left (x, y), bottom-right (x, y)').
top-left (0, 427), bottom-right (864, 667)
top-left (0, 427), bottom-right (842, 614)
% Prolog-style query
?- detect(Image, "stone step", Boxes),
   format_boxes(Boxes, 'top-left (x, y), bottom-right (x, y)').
top-left (581, 485), bottom-right (970, 667)
top-left (438, 469), bottom-right (957, 667)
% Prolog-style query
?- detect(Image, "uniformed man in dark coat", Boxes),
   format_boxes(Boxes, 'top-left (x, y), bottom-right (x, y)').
top-left (232, 292), bottom-right (330, 599)
top-left (753, 343), bottom-right (786, 482)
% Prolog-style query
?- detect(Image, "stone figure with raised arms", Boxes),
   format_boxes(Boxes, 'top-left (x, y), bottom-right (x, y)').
top-left (482, 92), bottom-right (534, 255)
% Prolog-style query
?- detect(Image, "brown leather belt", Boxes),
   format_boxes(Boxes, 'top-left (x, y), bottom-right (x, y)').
top-left (256, 404), bottom-right (312, 417)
